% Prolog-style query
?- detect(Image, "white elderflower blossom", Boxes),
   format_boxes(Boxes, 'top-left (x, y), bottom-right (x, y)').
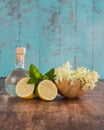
top-left (55, 61), bottom-right (99, 90)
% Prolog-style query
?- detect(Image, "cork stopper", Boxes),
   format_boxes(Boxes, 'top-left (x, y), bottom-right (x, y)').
top-left (15, 47), bottom-right (26, 64)
top-left (16, 47), bottom-right (26, 54)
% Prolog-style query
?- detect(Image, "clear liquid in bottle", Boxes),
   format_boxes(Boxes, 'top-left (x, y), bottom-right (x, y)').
top-left (5, 47), bottom-right (26, 96)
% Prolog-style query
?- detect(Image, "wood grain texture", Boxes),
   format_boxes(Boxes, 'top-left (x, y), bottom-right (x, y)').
top-left (0, 81), bottom-right (104, 130)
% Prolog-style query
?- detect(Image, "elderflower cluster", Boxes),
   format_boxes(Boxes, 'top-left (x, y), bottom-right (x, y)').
top-left (55, 61), bottom-right (99, 90)
top-left (55, 61), bottom-right (72, 81)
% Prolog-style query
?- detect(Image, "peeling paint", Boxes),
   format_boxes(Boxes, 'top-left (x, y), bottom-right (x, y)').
top-left (7, 0), bottom-right (21, 16)
top-left (0, 42), bottom-right (8, 49)
top-left (26, 43), bottom-right (31, 49)
top-left (58, 0), bottom-right (68, 4)
top-left (43, 7), bottom-right (61, 32)
top-left (0, 0), bottom-right (104, 78)
top-left (52, 49), bottom-right (61, 56)
top-left (0, 50), bottom-right (2, 60)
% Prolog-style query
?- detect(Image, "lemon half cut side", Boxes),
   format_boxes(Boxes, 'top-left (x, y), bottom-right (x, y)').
top-left (16, 77), bottom-right (35, 99)
top-left (37, 80), bottom-right (58, 101)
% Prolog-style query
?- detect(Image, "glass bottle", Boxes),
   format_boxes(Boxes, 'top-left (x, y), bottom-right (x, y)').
top-left (5, 47), bottom-right (26, 95)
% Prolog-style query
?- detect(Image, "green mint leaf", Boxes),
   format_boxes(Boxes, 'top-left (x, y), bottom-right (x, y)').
top-left (44, 68), bottom-right (55, 77)
top-left (49, 74), bottom-right (56, 82)
top-left (27, 78), bottom-right (37, 84)
top-left (29, 64), bottom-right (43, 79)
top-left (27, 77), bottom-right (43, 84)
top-left (43, 68), bottom-right (55, 81)
top-left (43, 75), bottom-right (48, 80)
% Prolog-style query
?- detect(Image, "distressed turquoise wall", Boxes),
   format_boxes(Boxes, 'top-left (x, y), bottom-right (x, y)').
top-left (0, 0), bottom-right (104, 79)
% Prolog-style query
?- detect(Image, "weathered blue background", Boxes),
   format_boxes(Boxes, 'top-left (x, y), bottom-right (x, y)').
top-left (0, 0), bottom-right (104, 79)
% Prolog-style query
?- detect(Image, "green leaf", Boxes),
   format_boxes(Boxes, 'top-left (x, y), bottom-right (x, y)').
top-left (44, 68), bottom-right (55, 77)
top-left (29, 64), bottom-right (43, 79)
top-left (27, 78), bottom-right (37, 84)
top-left (27, 77), bottom-right (42, 84)
top-left (43, 68), bottom-right (55, 81)
top-left (43, 75), bottom-right (48, 80)
top-left (49, 75), bottom-right (56, 82)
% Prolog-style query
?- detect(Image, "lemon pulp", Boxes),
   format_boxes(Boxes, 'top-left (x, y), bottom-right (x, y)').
top-left (37, 80), bottom-right (57, 101)
top-left (16, 77), bottom-right (35, 99)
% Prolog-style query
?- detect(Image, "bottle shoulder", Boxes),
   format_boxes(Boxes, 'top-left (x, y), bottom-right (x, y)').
top-left (5, 68), bottom-right (26, 84)
top-left (8, 68), bottom-right (26, 75)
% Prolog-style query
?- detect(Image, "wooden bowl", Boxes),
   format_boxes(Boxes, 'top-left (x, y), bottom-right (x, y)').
top-left (55, 80), bottom-right (89, 99)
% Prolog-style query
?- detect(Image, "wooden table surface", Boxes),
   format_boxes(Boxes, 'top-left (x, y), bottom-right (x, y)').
top-left (0, 79), bottom-right (104, 130)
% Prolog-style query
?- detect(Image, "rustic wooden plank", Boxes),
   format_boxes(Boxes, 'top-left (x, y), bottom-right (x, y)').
top-left (0, 81), bottom-right (104, 130)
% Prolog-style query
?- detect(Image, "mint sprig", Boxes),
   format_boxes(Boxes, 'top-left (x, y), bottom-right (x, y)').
top-left (26, 64), bottom-right (56, 95)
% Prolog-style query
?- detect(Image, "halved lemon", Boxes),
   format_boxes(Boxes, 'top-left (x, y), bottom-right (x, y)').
top-left (16, 77), bottom-right (35, 99)
top-left (37, 80), bottom-right (58, 101)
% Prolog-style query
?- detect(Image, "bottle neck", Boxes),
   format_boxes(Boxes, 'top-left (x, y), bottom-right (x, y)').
top-left (15, 53), bottom-right (25, 69)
